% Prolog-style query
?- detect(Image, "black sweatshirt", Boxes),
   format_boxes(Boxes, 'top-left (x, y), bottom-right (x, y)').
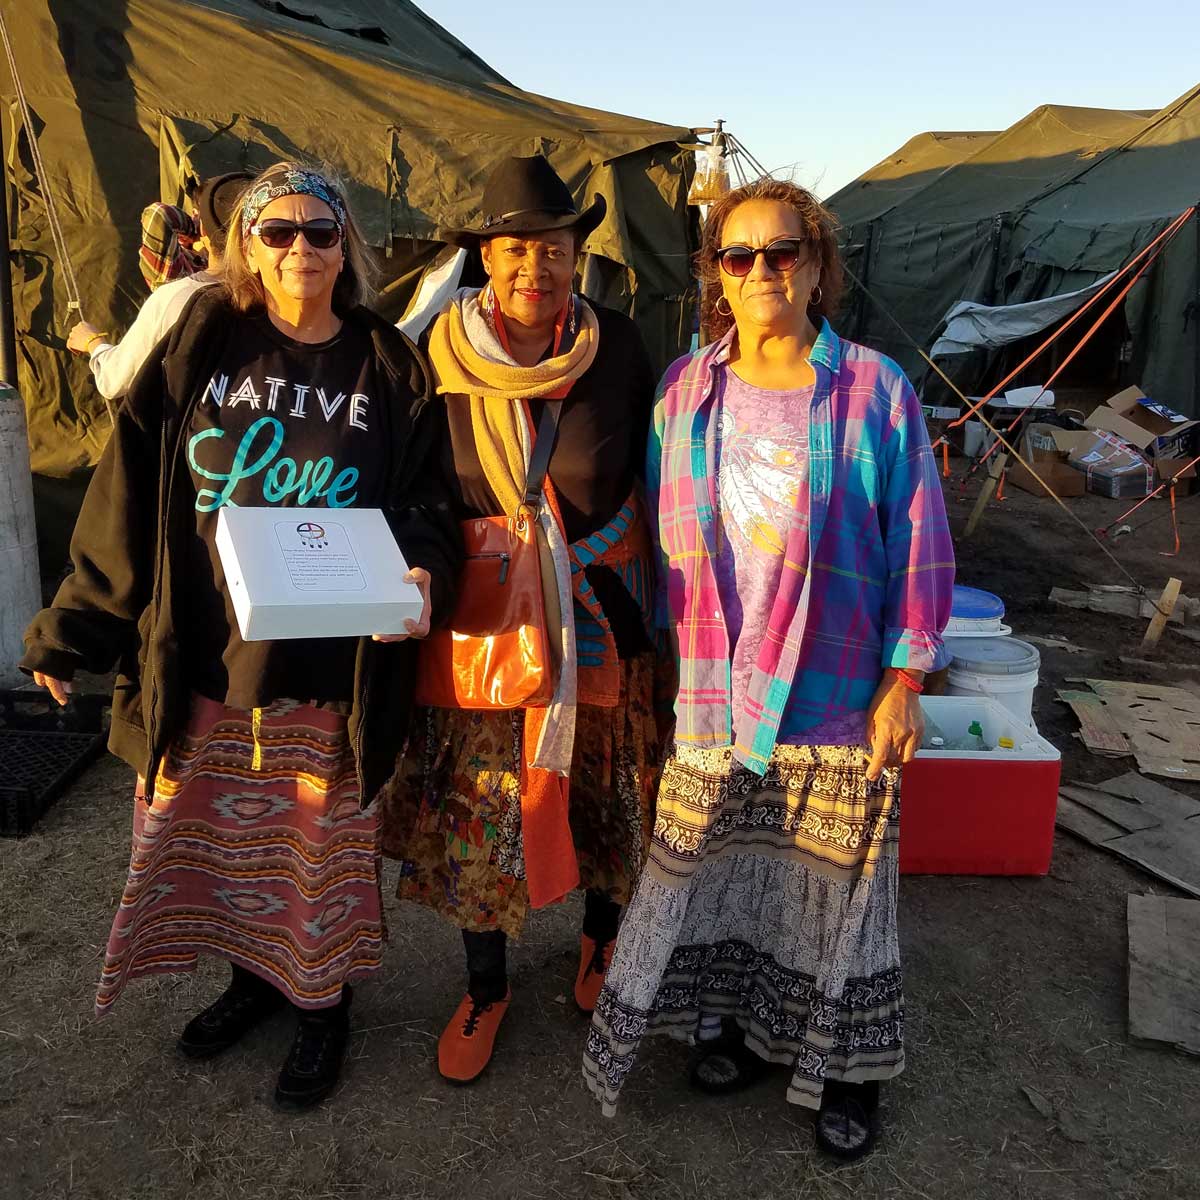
top-left (21, 288), bottom-right (462, 803)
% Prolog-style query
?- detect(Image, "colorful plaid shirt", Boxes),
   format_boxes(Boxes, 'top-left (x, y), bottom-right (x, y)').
top-left (647, 320), bottom-right (955, 774)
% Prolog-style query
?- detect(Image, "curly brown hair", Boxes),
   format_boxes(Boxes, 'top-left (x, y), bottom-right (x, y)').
top-left (698, 177), bottom-right (844, 341)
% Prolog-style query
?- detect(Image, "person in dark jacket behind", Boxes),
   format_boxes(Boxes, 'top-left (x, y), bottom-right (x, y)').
top-left (22, 161), bottom-right (461, 1112)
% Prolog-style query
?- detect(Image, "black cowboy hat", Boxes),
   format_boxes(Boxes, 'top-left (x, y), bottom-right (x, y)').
top-left (440, 154), bottom-right (606, 249)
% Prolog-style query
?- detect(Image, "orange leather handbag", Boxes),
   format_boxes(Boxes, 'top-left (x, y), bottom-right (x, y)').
top-left (415, 402), bottom-right (562, 710)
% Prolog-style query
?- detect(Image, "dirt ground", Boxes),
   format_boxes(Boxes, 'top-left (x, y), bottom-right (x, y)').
top-left (3, 472), bottom-right (1200, 1200)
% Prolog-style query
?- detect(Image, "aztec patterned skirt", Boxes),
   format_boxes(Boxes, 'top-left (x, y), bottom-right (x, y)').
top-left (379, 653), bottom-right (659, 938)
top-left (583, 742), bottom-right (903, 1115)
top-left (95, 696), bottom-right (385, 1015)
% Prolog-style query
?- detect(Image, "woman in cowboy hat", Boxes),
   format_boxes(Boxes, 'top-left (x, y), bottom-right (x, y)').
top-left (381, 154), bottom-right (665, 1083)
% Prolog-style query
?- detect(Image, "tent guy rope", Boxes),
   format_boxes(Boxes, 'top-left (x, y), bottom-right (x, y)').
top-left (844, 261), bottom-right (1141, 587)
top-left (1, 8), bottom-right (84, 320)
top-left (843, 205), bottom-right (1199, 584)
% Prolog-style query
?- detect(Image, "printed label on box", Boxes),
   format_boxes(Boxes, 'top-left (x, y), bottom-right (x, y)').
top-left (274, 519), bottom-right (366, 592)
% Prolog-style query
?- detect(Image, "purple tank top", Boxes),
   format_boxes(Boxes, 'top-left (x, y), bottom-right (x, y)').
top-left (713, 366), bottom-right (866, 747)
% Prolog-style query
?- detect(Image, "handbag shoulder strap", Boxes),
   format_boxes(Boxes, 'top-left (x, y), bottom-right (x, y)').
top-left (522, 399), bottom-right (564, 509)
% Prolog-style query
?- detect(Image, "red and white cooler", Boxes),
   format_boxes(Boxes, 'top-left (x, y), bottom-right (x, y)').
top-left (900, 695), bottom-right (1061, 876)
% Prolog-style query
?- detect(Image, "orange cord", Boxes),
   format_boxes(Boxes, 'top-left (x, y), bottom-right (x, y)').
top-left (1161, 483), bottom-right (1181, 557)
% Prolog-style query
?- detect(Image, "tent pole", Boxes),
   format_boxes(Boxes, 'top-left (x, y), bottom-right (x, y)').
top-left (1194, 204), bottom-right (1200, 419)
top-left (0, 103), bottom-right (41, 684)
top-left (0, 95), bottom-right (16, 381)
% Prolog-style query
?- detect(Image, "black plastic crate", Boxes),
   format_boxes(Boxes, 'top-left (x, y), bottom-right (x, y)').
top-left (0, 689), bottom-right (110, 836)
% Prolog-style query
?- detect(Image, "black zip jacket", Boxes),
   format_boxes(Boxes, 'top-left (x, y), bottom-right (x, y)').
top-left (20, 288), bottom-right (462, 803)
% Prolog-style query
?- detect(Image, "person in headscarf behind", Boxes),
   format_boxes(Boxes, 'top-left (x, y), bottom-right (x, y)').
top-left (25, 161), bottom-right (460, 1111)
top-left (138, 198), bottom-right (204, 290)
top-left (380, 154), bottom-right (664, 1085)
top-left (67, 174), bottom-right (254, 399)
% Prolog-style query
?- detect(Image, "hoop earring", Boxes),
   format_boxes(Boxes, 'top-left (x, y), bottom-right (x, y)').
top-left (482, 284), bottom-right (496, 323)
top-left (715, 296), bottom-right (733, 317)
top-left (567, 292), bottom-right (577, 337)
top-left (810, 284), bottom-right (823, 306)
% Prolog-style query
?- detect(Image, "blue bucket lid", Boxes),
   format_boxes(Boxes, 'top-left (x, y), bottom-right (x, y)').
top-left (951, 585), bottom-right (1005, 621)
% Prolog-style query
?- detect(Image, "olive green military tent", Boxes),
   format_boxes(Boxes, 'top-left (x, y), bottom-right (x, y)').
top-left (992, 85), bottom-right (1200, 416)
top-left (829, 129), bottom-right (999, 337)
top-left (827, 104), bottom-right (1155, 376)
top-left (2, 0), bottom-right (700, 563)
top-left (827, 129), bottom-right (1000, 229)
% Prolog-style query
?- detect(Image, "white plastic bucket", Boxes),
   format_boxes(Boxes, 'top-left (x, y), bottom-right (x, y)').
top-left (945, 636), bottom-right (1041, 727)
top-left (962, 420), bottom-right (985, 457)
top-left (945, 585), bottom-right (1011, 639)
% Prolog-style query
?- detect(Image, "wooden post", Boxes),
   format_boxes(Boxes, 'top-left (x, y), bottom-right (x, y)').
top-left (964, 450), bottom-right (1008, 538)
top-left (1143, 577), bottom-right (1182, 649)
top-left (0, 383), bottom-right (41, 685)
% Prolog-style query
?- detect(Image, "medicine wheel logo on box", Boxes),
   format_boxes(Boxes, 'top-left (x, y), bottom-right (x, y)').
top-left (296, 522), bottom-right (329, 549)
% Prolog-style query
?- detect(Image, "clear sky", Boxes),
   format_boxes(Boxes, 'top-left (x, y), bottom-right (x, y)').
top-left (419, 0), bottom-right (1199, 198)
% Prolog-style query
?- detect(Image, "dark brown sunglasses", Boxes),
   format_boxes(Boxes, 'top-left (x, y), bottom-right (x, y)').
top-left (716, 238), bottom-right (807, 277)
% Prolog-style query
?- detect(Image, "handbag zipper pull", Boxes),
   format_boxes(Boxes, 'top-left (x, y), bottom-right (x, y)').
top-left (498, 552), bottom-right (510, 585)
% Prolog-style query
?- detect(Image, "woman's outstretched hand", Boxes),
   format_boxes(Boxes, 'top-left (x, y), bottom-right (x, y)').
top-left (864, 671), bottom-right (925, 781)
top-left (372, 568), bottom-right (432, 642)
top-left (66, 321), bottom-right (103, 355)
top-left (32, 671), bottom-right (73, 707)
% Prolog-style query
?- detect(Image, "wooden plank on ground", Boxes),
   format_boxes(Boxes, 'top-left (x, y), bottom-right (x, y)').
top-left (1098, 772), bottom-right (1200, 819)
top-left (1055, 771), bottom-right (1200, 898)
top-left (1058, 784), bottom-right (1160, 832)
top-left (1127, 894), bottom-right (1200, 1056)
top-left (1048, 586), bottom-right (1190, 624)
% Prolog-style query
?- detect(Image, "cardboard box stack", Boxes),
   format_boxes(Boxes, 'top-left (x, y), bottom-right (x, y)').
top-left (1082, 386), bottom-right (1198, 485)
top-left (1008, 387), bottom-right (1196, 500)
top-left (1008, 424), bottom-right (1086, 498)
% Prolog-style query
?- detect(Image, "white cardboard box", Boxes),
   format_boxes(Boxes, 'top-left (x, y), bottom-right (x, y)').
top-left (215, 506), bottom-right (424, 641)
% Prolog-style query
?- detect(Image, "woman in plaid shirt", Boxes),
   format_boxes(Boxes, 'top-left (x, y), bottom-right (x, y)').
top-left (584, 179), bottom-right (954, 1160)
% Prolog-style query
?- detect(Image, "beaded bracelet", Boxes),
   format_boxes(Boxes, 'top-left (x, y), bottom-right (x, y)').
top-left (888, 667), bottom-right (925, 695)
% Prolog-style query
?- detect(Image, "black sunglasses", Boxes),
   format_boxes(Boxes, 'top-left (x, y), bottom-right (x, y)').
top-left (250, 218), bottom-right (343, 250)
top-left (716, 238), bottom-right (807, 277)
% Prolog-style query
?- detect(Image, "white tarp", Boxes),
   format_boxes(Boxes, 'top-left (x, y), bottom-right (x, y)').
top-left (930, 272), bottom-right (1118, 358)
top-left (396, 248), bottom-right (467, 341)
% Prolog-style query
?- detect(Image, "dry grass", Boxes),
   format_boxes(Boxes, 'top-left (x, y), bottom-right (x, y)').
top-left (6, 482), bottom-right (1200, 1200)
top-left (4, 761), bottom-right (1199, 1200)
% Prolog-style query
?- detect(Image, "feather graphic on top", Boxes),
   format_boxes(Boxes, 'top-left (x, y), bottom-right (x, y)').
top-left (717, 407), bottom-right (805, 555)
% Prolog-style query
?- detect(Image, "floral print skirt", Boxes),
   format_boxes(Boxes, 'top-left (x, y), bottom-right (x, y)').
top-left (379, 653), bottom-right (659, 937)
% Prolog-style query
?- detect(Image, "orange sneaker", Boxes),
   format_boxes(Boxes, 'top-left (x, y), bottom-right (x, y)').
top-left (574, 934), bottom-right (614, 1014)
top-left (437, 990), bottom-right (511, 1084)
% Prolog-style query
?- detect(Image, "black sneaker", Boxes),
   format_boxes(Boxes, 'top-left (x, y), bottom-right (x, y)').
top-left (273, 986), bottom-right (353, 1112)
top-left (177, 967), bottom-right (286, 1060)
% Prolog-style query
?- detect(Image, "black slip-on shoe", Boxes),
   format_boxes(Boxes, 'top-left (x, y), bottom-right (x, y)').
top-left (177, 970), bottom-right (286, 1060)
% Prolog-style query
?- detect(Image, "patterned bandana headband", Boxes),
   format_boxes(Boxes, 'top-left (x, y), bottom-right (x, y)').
top-left (240, 168), bottom-right (348, 237)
